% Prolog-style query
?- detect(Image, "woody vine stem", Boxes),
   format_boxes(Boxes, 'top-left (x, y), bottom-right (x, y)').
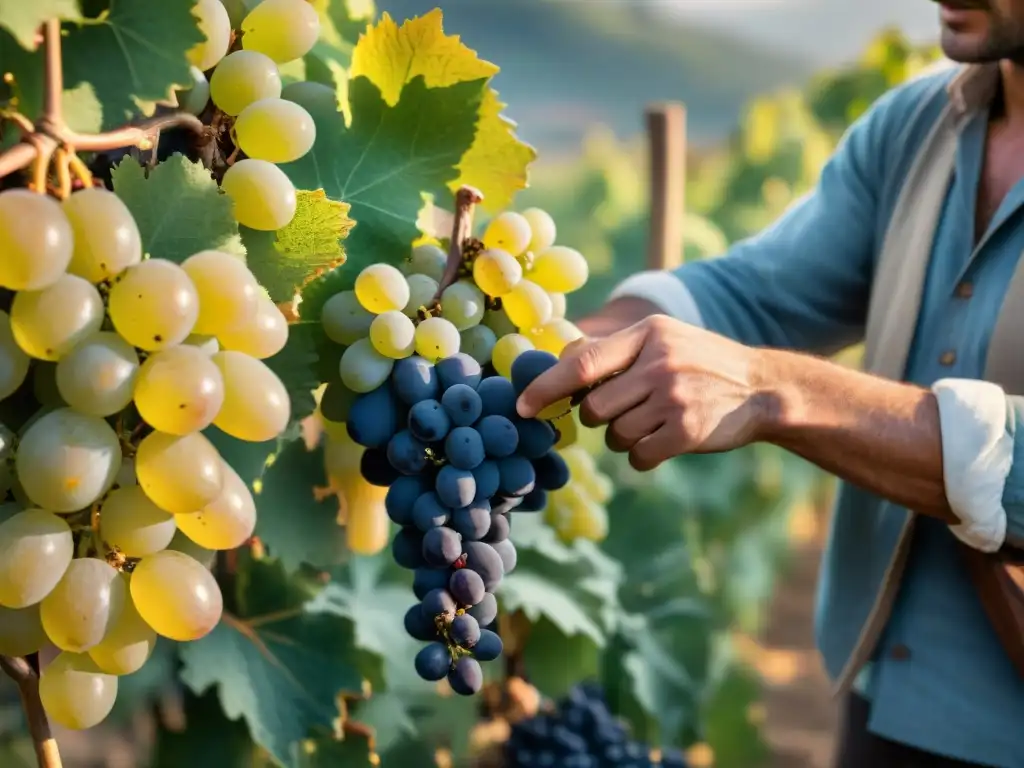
top-left (0, 19), bottom-right (206, 197)
top-left (0, 19), bottom-right (214, 768)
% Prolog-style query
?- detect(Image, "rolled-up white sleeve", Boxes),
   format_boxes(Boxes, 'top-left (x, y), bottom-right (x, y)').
top-left (608, 271), bottom-right (705, 328)
top-left (931, 378), bottom-right (1013, 552)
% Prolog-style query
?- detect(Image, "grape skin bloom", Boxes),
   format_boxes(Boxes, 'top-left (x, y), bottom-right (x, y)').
top-left (15, 409), bottom-right (121, 513)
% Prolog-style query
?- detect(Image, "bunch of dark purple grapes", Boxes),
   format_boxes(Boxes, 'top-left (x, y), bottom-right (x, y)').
top-left (345, 349), bottom-right (570, 695)
top-left (505, 684), bottom-right (690, 768)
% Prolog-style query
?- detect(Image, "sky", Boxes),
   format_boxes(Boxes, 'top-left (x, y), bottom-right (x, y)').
top-left (650, 0), bottom-right (942, 64)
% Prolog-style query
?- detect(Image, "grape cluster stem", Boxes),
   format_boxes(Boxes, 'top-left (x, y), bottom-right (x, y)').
top-left (433, 185), bottom-right (484, 301)
top-left (0, 20), bottom-right (206, 197)
top-left (0, 654), bottom-right (62, 768)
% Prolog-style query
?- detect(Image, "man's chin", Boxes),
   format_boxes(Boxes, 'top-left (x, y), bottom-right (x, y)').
top-left (940, 30), bottom-right (1001, 63)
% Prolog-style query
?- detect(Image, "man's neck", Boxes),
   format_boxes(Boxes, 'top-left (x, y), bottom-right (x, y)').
top-left (999, 59), bottom-right (1024, 123)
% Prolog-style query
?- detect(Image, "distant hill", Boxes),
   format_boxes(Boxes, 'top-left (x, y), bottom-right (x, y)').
top-left (378, 0), bottom-right (815, 157)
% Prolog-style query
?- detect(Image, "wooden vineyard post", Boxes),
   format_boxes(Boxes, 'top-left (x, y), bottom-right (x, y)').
top-left (645, 102), bottom-right (687, 270)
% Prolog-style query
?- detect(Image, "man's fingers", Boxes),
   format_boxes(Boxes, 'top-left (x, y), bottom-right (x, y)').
top-left (517, 322), bottom-right (649, 418)
top-left (605, 400), bottom-right (665, 451)
top-left (579, 372), bottom-right (650, 428)
top-left (628, 425), bottom-right (677, 472)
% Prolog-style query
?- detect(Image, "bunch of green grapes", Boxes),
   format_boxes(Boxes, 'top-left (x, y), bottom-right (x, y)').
top-left (0, 183), bottom-right (291, 731)
top-left (179, 0), bottom-right (324, 231)
top-left (544, 445), bottom-right (614, 543)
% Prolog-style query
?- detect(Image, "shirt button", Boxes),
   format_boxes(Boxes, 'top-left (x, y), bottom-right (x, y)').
top-left (939, 350), bottom-right (957, 365)
top-left (955, 281), bottom-right (973, 298)
top-left (889, 644), bottom-right (912, 661)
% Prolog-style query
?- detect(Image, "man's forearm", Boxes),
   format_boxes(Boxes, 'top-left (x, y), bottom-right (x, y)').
top-left (756, 348), bottom-right (958, 524)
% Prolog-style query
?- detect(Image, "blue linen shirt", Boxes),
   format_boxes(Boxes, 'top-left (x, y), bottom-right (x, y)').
top-left (632, 69), bottom-right (1024, 767)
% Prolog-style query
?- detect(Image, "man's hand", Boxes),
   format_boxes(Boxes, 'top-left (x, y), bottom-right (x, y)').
top-left (516, 315), bottom-right (773, 470)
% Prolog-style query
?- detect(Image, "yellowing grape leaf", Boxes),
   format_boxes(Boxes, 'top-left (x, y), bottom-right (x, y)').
top-left (242, 190), bottom-right (353, 302)
top-left (179, 558), bottom-right (375, 767)
top-left (112, 154), bottom-right (246, 264)
top-left (453, 88), bottom-right (537, 211)
top-left (0, 0), bottom-right (81, 51)
top-left (350, 10), bottom-right (497, 104)
top-left (283, 74), bottom-right (484, 320)
top-left (350, 10), bottom-right (534, 211)
top-left (279, 189), bottom-right (353, 261)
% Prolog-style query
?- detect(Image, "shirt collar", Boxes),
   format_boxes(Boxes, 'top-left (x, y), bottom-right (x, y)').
top-left (948, 63), bottom-right (1001, 115)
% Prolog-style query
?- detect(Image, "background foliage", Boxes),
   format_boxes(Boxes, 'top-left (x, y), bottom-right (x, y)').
top-left (0, 1), bottom-right (944, 765)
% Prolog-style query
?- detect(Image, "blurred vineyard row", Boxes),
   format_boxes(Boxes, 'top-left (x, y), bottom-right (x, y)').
top-left (0, 25), bottom-right (945, 768)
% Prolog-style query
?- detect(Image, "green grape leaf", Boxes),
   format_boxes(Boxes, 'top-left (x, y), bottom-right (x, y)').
top-left (241, 190), bottom-right (354, 303)
top-left (521, 618), bottom-right (602, 700)
top-left (502, 515), bottom-right (622, 635)
top-left (0, 28), bottom-right (102, 134)
top-left (701, 663), bottom-right (770, 768)
top-left (0, 0), bottom-right (203, 132)
top-left (151, 689), bottom-right (260, 768)
top-left (0, 0), bottom-right (82, 51)
top-left (178, 558), bottom-right (373, 768)
top-left (112, 154), bottom-right (246, 264)
top-left (499, 571), bottom-right (604, 646)
top-left (253, 437), bottom-right (344, 572)
top-left (320, 556), bottom-right (479, 760)
top-left (264, 321), bottom-right (321, 426)
top-left (284, 75), bottom-right (485, 321)
top-left (602, 615), bottom-right (697, 748)
top-left (315, 556), bottom-right (420, 686)
top-left (349, 10), bottom-right (534, 210)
